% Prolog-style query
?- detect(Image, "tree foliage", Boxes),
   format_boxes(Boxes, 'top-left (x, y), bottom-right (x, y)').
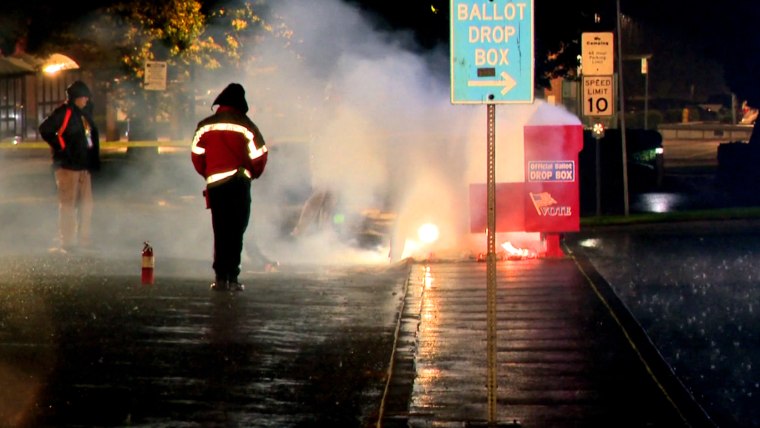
top-left (85, 0), bottom-right (280, 121)
top-left (100, 0), bottom-right (278, 79)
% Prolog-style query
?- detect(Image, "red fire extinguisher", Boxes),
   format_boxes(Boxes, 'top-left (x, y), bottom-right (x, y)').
top-left (142, 241), bottom-right (154, 285)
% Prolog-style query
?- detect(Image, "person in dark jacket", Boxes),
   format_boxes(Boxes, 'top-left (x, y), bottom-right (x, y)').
top-left (39, 80), bottom-right (101, 253)
top-left (191, 83), bottom-right (268, 291)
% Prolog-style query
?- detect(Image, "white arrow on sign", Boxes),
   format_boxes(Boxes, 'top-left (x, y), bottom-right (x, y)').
top-left (467, 72), bottom-right (517, 95)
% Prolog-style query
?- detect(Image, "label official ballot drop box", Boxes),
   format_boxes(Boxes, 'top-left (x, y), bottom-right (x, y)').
top-left (469, 124), bottom-right (583, 257)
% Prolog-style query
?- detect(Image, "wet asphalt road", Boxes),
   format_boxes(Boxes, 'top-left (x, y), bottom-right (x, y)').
top-left (0, 150), bottom-right (420, 426)
top-left (1, 250), bottom-right (713, 428)
top-left (0, 254), bottom-right (408, 427)
top-left (1, 140), bottom-right (757, 427)
top-left (565, 220), bottom-right (760, 428)
top-left (570, 142), bottom-right (760, 428)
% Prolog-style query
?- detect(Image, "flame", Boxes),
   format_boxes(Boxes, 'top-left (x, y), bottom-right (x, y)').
top-left (398, 223), bottom-right (441, 260)
top-left (474, 241), bottom-right (537, 261)
top-left (501, 241), bottom-right (535, 259)
top-left (418, 223), bottom-right (439, 244)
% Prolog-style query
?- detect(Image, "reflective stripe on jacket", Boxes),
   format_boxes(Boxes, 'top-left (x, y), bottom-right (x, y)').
top-left (39, 103), bottom-right (101, 171)
top-left (191, 107), bottom-right (268, 185)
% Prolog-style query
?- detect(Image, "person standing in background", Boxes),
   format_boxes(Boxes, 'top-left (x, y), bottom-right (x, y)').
top-left (191, 83), bottom-right (268, 292)
top-left (39, 80), bottom-right (100, 253)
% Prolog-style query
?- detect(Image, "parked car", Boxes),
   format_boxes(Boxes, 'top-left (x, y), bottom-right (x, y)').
top-left (579, 128), bottom-right (664, 215)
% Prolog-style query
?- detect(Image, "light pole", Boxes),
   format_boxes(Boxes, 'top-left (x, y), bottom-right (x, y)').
top-left (616, 0), bottom-right (629, 216)
top-left (642, 56), bottom-right (649, 129)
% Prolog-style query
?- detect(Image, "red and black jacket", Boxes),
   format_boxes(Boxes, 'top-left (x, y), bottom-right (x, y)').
top-left (191, 106), bottom-right (268, 186)
top-left (39, 102), bottom-right (100, 171)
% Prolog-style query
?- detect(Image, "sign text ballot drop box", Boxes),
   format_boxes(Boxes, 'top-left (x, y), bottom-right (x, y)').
top-left (469, 124), bottom-right (583, 256)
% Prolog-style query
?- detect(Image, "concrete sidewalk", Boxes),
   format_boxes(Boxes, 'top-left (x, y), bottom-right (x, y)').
top-left (380, 257), bottom-right (715, 427)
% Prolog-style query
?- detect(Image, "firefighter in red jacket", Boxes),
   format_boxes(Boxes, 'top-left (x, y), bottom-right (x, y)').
top-left (191, 83), bottom-right (268, 291)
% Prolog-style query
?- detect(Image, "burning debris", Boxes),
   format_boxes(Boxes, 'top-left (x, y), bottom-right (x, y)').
top-left (476, 241), bottom-right (537, 262)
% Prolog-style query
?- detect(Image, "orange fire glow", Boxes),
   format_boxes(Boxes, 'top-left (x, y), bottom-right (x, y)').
top-left (476, 241), bottom-right (536, 262)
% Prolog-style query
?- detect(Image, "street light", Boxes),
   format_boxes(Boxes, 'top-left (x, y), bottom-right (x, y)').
top-left (616, 0), bottom-right (629, 216)
top-left (42, 53), bottom-right (79, 75)
top-left (641, 56), bottom-right (649, 129)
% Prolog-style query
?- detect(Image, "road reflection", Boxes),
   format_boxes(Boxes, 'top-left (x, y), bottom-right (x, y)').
top-left (413, 265), bottom-right (442, 410)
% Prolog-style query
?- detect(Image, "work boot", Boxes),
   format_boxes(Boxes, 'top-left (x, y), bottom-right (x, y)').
top-left (210, 278), bottom-right (229, 291)
top-left (228, 278), bottom-right (245, 292)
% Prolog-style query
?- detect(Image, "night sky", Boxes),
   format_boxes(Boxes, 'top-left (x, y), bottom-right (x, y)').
top-left (0, 0), bottom-right (750, 57)
top-left (1, 0), bottom-right (758, 101)
top-left (345, 1), bottom-right (760, 102)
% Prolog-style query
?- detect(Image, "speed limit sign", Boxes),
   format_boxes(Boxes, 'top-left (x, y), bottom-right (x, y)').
top-left (583, 75), bottom-right (614, 117)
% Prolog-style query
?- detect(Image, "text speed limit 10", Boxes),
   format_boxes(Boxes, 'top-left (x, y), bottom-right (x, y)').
top-left (583, 75), bottom-right (614, 117)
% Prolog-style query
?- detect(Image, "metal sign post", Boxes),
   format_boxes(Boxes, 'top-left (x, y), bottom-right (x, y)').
top-left (485, 103), bottom-right (497, 422)
top-left (591, 123), bottom-right (606, 216)
top-left (582, 32), bottom-right (615, 218)
top-left (451, 1), bottom-right (533, 424)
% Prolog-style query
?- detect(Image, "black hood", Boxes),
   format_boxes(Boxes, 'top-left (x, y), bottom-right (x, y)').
top-left (213, 83), bottom-right (249, 114)
top-left (66, 80), bottom-right (91, 99)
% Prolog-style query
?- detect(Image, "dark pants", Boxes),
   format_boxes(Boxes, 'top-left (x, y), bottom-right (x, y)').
top-left (208, 177), bottom-right (251, 282)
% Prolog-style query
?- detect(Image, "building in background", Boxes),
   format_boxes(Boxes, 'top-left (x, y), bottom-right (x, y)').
top-left (0, 53), bottom-right (100, 143)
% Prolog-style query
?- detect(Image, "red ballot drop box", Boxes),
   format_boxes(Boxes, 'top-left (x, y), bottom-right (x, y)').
top-left (469, 124), bottom-right (583, 257)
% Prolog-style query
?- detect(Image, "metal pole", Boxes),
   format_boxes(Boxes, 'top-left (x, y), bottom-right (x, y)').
top-left (595, 135), bottom-right (601, 216)
top-left (644, 65), bottom-right (649, 130)
top-left (616, 0), bottom-right (630, 216)
top-left (486, 103), bottom-right (498, 424)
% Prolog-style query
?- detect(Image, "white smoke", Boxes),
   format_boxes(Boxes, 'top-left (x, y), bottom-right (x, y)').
top-left (0, 0), bottom-right (582, 271)
top-left (218, 0), bottom-right (479, 265)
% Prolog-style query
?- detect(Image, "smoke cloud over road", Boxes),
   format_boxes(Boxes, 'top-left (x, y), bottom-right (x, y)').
top-left (0, 0), bottom-right (581, 273)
